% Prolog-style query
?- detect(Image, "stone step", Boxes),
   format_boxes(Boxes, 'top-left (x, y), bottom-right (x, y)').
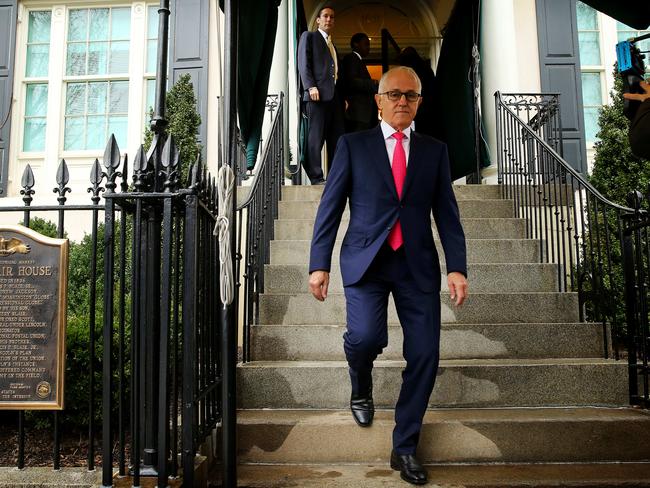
top-left (236, 408), bottom-right (649, 464)
top-left (258, 292), bottom-right (580, 325)
top-left (237, 359), bottom-right (627, 408)
top-left (250, 323), bottom-right (605, 361)
top-left (274, 218), bottom-right (527, 240)
top-left (232, 462), bottom-right (650, 488)
top-left (281, 184), bottom-right (504, 202)
top-left (278, 199), bottom-right (515, 220)
top-left (264, 263), bottom-right (559, 293)
top-left (270, 239), bottom-right (541, 264)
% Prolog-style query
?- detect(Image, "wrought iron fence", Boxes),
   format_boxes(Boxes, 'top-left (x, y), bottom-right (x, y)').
top-left (238, 93), bottom-right (285, 362)
top-left (100, 134), bottom-right (225, 487)
top-left (495, 91), bottom-right (636, 362)
top-left (499, 93), bottom-right (563, 156)
top-left (0, 158), bottom-right (110, 472)
top-left (0, 90), bottom-right (286, 484)
top-left (622, 191), bottom-right (650, 408)
top-left (0, 136), bottom-right (225, 486)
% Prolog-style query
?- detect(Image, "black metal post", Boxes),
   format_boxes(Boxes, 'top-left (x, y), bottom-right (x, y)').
top-left (101, 198), bottom-right (116, 487)
top-left (140, 0), bottom-right (170, 477)
top-left (222, 0), bottom-right (238, 485)
top-left (623, 220), bottom-right (640, 404)
top-left (151, 0), bottom-right (171, 166)
top-left (182, 194), bottom-right (198, 488)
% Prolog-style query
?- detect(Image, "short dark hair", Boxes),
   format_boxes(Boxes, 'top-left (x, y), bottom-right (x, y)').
top-left (317, 5), bottom-right (335, 17)
top-left (350, 32), bottom-right (368, 49)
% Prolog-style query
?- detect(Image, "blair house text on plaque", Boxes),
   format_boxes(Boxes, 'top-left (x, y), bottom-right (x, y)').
top-left (0, 225), bottom-right (68, 410)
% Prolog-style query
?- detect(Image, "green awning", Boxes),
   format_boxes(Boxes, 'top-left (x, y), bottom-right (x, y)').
top-left (432, 0), bottom-right (489, 181)
top-left (580, 0), bottom-right (650, 29)
top-left (222, 0), bottom-right (281, 170)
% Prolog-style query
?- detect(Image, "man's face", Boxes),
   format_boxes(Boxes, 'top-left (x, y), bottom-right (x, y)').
top-left (375, 70), bottom-right (422, 131)
top-left (356, 37), bottom-right (370, 58)
top-left (316, 8), bottom-right (335, 34)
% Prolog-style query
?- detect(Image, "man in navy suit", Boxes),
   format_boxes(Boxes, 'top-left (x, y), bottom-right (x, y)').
top-left (340, 33), bottom-right (378, 132)
top-left (298, 6), bottom-right (343, 184)
top-left (308, 67), bottom-right (468, 485)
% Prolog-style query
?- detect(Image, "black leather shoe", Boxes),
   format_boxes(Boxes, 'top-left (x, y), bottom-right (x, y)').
top-left (390, 450), bottom-right (428, 485)
top-left (350, 390), bottom-right (374, 427)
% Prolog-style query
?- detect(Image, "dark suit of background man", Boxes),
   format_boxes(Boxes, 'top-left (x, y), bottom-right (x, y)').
top-left (308, 67), bottom-right (468, 485)
top-left (624, 80), bottom-right (650, 159)
top-left (340, 33), bottom-right (378, 133)
top-left (298, 6), bottom-right (344, 184)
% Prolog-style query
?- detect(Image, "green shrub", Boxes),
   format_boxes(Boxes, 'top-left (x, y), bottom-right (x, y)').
top-left (582, 68), bottom-right (650, 348)
top-left (144, 73), bottom-right (202, 186)
top-left (23, 220), bottom-right (131, 431)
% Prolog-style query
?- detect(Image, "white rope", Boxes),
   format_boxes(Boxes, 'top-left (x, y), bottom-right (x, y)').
top-left (214, 164), bottom-right (235, 307)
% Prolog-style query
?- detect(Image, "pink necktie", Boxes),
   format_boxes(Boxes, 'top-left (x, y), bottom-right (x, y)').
top-left (387, 132), bottom-right (406, 250)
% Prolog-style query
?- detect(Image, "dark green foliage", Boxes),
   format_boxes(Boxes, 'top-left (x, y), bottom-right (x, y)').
top-left (25, 217), bottom-right (61, 238)
top-left (581, 68), bottom-right (650, 348)
top-left (144, 73), bottom-right (202, 186)
top-left (23, 220), bottom-right (131, 431)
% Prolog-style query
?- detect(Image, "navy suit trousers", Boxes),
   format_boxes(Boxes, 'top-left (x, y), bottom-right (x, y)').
top-left (304, 97), bottom-right (343, 183)
top-left (343, 244), bottom-right (441, 454)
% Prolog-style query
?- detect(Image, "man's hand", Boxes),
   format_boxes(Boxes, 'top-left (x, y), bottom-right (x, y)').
top-left (623, 80), bottom-right (650, 103)
top-left (447, 271), bottom-right (468, 307)
top-left (309, 270), bottom-right (330, 301)
top-left (309, 87), bottom-right (320, 101)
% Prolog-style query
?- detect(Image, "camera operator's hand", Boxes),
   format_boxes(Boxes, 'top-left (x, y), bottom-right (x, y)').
top-left (624, 81), bottom-right (650, 103)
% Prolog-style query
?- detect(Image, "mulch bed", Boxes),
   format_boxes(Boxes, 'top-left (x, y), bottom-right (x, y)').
top-left (0, 413), bottom-right (112, 468)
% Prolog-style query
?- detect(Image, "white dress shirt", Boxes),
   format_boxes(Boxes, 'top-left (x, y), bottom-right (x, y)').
top-left (380, 120), bottom-right (411, 167)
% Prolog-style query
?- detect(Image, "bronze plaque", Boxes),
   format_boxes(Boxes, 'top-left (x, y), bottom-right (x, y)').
top-left (0, 225), bottom-right (68, 410)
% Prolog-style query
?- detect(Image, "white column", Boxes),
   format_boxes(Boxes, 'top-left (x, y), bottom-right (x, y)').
top-left (480, 0), bottom-right (519, 171)
top-left (268, 0), bottom-right (289, 173)
top-left (206, 0), bottom-right (223, 173)
top-left (286, 0), bottom-right (300, 183)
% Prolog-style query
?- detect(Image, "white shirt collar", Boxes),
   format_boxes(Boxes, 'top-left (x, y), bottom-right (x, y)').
top-left (380, 120), bottom-right (412, 140)
top-left (353, 51), bottom-right (362, 60)
top-left (318, 28), bottom-right (329, 41)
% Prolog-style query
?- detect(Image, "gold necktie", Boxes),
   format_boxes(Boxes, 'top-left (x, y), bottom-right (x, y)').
top-left (326, 36), bottom-right (338, 81)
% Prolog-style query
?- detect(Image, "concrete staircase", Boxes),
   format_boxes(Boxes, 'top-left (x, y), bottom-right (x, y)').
top-left (233, 184), bottom-right (650, 487)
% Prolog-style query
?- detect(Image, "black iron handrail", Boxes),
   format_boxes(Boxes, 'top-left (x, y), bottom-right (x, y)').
top-left (236, 93), bottom-right (284, 363)
top-left (381, 28), bottom-right (402, 72)
top-left (495, 91), bottom-right (635, 363)
top-left (499, 93), bottom-right (564, 156)
top-left (621, 191), bottom-right (650, 408)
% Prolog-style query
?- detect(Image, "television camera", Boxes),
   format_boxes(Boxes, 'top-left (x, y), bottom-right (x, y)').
top-left (616, 33), bottom-right (650, 120)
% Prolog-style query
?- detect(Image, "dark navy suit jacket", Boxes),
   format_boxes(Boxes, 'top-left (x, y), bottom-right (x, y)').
top-left (339, 52), bottom-right (377, 124)
top-left (298, 30), bottom-right (337, 102)
top-left (309, 125), bottom-right (467, 293)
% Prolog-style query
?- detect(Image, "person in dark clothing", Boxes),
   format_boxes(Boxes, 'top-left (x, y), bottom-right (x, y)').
top-left (624, 80), bottom-right (650, 159)
top-left (340, 33), bottom-right (378, 132)
top-left (397, 47), bottom-right (437, 137)
top-left (297, 6), bottom-right (344, 184)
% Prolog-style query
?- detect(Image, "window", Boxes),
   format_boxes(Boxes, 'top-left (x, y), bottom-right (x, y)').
top-left (581, 72), bottom-right (602, 142)
top-left (64, 7), bottom-right (131, 150)
top-left (577, 2), bottom-right (600, 66)
top-left (576, 2), bottom-right (603, 144)
top-left (64, 81), bottom-right (129, 150)
top-left (18, 4), bottom-right (160, 159)
top-left (23, 11), bottom-right (51, 152)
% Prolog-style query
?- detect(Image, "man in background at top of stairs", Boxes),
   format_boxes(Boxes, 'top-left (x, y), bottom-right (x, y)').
top-left (308, 66), bottom-right (468, 485)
